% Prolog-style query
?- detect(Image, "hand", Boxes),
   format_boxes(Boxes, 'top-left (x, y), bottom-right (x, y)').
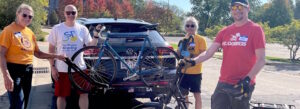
top-left (234, 76), bottom-right (251, 97)
top-left (178, 58), bottom-right (196, 69)
top-left (51, 67), bottom-right (59, 81)
top-left (3, 74), bottom-right (14, 92)
top-left (95, 24), bottom-right (103, 31)
top-left (55, 54), bottom-right (67, 61)
top-left (93, 24), bottom-right (104, 37)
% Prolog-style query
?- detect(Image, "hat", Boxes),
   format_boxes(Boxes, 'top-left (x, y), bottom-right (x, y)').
top-left (231, 0), bottom-right (249, 7)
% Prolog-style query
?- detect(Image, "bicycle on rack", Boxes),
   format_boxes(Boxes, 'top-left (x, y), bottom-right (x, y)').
top-left (64, 24), bottom-right (180, 93)
top-left (131, 63), bottom-right (189, 109)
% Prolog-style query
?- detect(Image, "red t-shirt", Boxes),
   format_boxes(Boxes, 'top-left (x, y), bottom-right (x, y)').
top-left (214, 20), bottom-right (265, 85)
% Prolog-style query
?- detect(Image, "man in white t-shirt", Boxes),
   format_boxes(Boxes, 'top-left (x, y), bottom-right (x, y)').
top-left (48, 5), bottom-right (100, 109)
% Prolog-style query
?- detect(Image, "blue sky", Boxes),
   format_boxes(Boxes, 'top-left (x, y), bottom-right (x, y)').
top-left (154, 0), bottom-right (269, 13)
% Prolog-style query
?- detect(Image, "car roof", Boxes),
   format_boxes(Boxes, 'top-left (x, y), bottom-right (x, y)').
top-left (76, 18), bottom-right (152, 25)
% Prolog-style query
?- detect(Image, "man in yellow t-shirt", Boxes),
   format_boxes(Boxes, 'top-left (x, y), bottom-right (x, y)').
top-left (177, 17), bottom-right (207, 109)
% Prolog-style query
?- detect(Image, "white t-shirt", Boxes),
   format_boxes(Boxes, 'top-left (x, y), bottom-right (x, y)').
top-left (48, 22), bottom-right (92, 73)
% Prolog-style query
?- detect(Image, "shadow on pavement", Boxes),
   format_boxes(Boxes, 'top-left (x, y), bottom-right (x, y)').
top-left (51, 89), bottom-right (143, 109)
top-left (265, 62), bottom-right (300, 72)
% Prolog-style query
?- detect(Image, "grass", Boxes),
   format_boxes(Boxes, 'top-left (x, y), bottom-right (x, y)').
top-left (170, 43), bottom-right (178, 50)
top-left (266, 56), bottom-right (300, 64)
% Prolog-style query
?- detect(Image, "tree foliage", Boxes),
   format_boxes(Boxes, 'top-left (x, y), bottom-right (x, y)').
top-left (262, 20), bottom-right (300, 61)
top-left (0, 0), bottom-right (48, 41)
top-left (189, 0), bottom-right (261, 33)
top-left (57, 0), bottom-right (134, 19)
top-left (204, 25), bottom-right (225, 39)
top-left (261, 0), bottom-right (293, 28)
top-left (48, 10), bottom-right (59, 26)
top-left (55, 0), bottom-right (184, 33)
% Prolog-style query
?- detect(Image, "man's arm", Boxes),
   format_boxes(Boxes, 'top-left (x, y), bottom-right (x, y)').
top-left (193, 42), bottom-right (221, 64)
top-left (87, 37), bottom-right (98, 46)
top-left (87, 24), bottom-right (103, 46)
top-left (247, 48), bottom-right (265, 79)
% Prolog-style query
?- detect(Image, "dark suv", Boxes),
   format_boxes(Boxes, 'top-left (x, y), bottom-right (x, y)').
top-left (77, 18), bottom-right (177, 100)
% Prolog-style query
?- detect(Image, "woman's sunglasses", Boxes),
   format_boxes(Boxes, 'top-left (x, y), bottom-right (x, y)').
top-left (186, 24), bottom-right (195, 28)
top-left (22, 14), bottom-right (33, 19)
top-left (66, 11), bottom-right (76, 15)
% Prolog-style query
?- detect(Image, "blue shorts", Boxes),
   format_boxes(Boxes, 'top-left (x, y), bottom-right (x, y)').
top-left (179, 73), bottom-right (202, 95)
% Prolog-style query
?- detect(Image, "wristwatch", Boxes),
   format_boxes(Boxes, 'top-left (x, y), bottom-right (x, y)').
top-left (94, 36), bottom-right (99, 38)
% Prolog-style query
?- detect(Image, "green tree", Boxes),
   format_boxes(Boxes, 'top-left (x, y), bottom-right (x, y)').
top-left (130, 0), bottom-right (146, 19)
top-left (189, 0), bottom-right (261, 33)
top-left (204, 25), bottom-right (225, 39)
top-left (262, 0), bottom-right (293, 28)
top-left (0, 0), bottom-right (23, 29)
top-left (280, 20), bottom-right (300, 61)
top-left (270, 20), bottom-right (300, 61)
top-left (0, 0), bottom-right (48, 41)
top-left (48, 10), bottom-right (59, 26)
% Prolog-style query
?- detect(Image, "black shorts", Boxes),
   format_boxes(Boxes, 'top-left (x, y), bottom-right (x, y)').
top-left (179, 73), bottom-right (202, 95)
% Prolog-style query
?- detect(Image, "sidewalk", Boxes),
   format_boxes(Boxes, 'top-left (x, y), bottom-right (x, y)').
top-left (0, 42), bottom-right (53, 109)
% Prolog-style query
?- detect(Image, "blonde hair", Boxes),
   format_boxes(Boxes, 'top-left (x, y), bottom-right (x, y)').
top-left (183, 16), bottom-right (199, 32)
top-left (16, 3), bottom-right (33, 15)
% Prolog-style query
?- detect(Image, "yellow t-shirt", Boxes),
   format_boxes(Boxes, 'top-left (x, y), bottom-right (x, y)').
top-left (0, 22), bottom-right (38, 64)
top-left (180, 34), bottom-right (207, 74)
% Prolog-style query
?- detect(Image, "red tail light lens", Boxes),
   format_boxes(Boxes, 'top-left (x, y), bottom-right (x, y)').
top-left (84, 49), bottom-right (99, 55)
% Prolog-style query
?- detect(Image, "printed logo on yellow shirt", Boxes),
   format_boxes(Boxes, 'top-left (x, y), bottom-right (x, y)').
top-left (21, 37), bottom-right (31, 48)
top-left (63, 31), bottom-right (78, 42)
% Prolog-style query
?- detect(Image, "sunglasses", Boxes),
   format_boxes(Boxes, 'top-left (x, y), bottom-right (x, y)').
top-left (186, 24), bottom-right (195, 28)
top-left (231, 5), bottom-right (244, 11)
top-left (66, 11), bottom-right (76, 15)
top-left (22, 14), bottom-right (33, 19)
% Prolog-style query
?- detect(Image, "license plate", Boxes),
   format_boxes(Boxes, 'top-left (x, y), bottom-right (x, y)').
top-left (121, 60), bottom-right (137, 69)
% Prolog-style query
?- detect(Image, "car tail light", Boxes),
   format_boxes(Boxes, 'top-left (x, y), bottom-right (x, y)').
top-left (84, 49), bottom-right (99, 55)
top-left (157, 46), bottom-right (173, 55)
top-left (157, 48), bottom-right (169, 55)
top-left (167, 46), bottom-right (174, 50)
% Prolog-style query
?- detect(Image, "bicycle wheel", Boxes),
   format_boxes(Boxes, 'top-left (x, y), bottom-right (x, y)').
top-left (68, 46), bottom-right (117, 92)
top-left (162, 91), bottom-right (187, 109)
top-left (139, 47), bottom-right (180, 86)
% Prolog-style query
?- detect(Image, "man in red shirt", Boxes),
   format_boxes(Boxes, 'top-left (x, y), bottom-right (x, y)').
top-left (181, 0), bottom-right (265, 108)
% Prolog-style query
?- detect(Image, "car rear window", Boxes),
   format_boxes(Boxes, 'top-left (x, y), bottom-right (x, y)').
top-left (87, 23), bottom-right (148, 33)
top-left (86, 23), bottom-right (165, 43)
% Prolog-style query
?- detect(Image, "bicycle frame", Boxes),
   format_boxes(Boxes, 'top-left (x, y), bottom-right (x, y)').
top-left (131, 65), bottom-right (188, 109)
top-left (93, 32), bottom-right (159, 76)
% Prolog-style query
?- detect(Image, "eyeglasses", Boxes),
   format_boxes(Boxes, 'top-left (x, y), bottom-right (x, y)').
top-left (22, 14), bottom-right (33, 19)
top-left (231, 5), bottom-right (244, 11)
top-left (186, 24), bottom-right (195, 28)
top-left (66, 11), bottom-right (76, 15)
